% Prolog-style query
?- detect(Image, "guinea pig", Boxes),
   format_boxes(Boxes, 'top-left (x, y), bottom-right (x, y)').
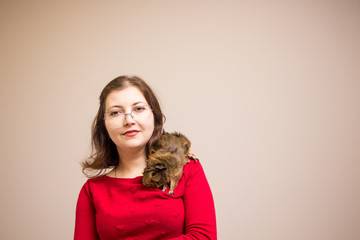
top-left (142, 132), bottom-right (198, 195)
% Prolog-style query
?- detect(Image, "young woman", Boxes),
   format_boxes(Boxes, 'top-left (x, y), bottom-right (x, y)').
top-left (74, 75), bottom-right (217, 239)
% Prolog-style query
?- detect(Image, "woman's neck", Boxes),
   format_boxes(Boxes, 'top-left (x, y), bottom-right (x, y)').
top-left (115, 148), bottom-right (147, 178)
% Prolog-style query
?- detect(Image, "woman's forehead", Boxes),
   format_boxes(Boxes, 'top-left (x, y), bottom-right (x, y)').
top-left (105, 86), bottom-right (147, 109)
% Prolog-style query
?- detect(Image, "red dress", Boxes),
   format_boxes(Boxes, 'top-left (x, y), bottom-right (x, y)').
top-left (74, 160), bottom-right (217, 239)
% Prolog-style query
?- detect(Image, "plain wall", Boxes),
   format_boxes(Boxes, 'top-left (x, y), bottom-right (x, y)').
top-left (1, 0), bottom-right (359, 239)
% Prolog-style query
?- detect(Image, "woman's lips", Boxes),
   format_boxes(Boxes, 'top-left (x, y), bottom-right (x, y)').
top-left (123, 130), bottom-right (139, 137)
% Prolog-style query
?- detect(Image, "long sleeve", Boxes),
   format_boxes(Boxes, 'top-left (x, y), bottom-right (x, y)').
top-left (73, 160), bottom-right (216, 240)
top-left (169, 160), bottom-right (217, 240)
top-left (74, 182), bottom-right (100, 240)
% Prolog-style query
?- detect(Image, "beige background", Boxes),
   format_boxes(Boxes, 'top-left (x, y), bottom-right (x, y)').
top-left (1, 0), bottom-right (359, 239)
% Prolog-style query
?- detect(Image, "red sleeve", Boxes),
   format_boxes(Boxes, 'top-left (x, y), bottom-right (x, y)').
top-left (74, 181), bottom-right (100, 240)
top-left (169, 160), bottom-right (217, 240)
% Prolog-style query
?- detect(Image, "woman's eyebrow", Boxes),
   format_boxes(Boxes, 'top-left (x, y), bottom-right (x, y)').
top-left (107, 105), bottom-right (122, 110)
top-left (107, 102), bottom-right (147, 111)
top-left (132, 101), bottom-right (147, 106)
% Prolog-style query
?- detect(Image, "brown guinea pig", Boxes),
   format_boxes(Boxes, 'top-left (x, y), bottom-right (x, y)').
top-left (142, 132), bottom-right (199, 195)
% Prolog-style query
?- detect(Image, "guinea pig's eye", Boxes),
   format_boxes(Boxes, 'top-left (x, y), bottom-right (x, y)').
top-left (150, 149), bottom-right (155, 154)
top-left (152, 172), bottom-right (157, 176)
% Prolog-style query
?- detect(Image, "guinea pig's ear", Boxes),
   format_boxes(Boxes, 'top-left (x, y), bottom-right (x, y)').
top-left (183, 140), bottom-right (190, 151)
top-left (155, 164), bottom-right (166, 170)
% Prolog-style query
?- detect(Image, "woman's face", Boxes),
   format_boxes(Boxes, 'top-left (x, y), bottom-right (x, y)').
top-left (104, 86), bottom-right (155, 155)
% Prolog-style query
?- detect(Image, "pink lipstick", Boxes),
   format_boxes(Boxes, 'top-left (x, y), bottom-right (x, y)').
top-left (123, 130), bottom-right (139, 137)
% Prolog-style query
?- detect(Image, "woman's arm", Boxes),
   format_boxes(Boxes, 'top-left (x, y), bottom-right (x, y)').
top-left (74, 181), bottom-right (100, 240)
top-left (170, 160), bottom-right (217, 240)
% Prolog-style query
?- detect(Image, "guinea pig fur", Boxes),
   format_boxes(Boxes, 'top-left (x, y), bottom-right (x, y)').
top-left (142, 132), bottom-right (198, 195)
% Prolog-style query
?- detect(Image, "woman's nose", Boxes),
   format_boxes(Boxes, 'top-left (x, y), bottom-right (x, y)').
top-left (124, 113), bottom-right (135, 125)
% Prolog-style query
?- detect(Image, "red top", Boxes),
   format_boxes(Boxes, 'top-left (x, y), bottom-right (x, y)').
top-left (74, 160), bottom-right (217, 239)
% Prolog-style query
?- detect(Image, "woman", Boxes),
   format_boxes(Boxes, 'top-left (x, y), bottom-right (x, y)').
top-left (74, 75), bottom-right (217, 239)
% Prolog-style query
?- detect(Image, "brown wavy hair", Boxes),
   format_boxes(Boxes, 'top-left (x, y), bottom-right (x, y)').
top-left (82, 75), bottom-right (165, 178)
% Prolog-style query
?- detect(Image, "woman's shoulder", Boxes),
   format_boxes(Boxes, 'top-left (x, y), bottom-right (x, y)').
top-left (178, 158), bottom-right (212, 193)
top-left (183, 158), bottom-right (203, 178)
top-left (81, 175), bottom-right (109, 188)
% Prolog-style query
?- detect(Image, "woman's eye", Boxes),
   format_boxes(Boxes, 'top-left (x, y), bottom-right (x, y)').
top-left (110, 111), bottom-right (122, 116)
top-left (133, 106), bottom-right (146, 112)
